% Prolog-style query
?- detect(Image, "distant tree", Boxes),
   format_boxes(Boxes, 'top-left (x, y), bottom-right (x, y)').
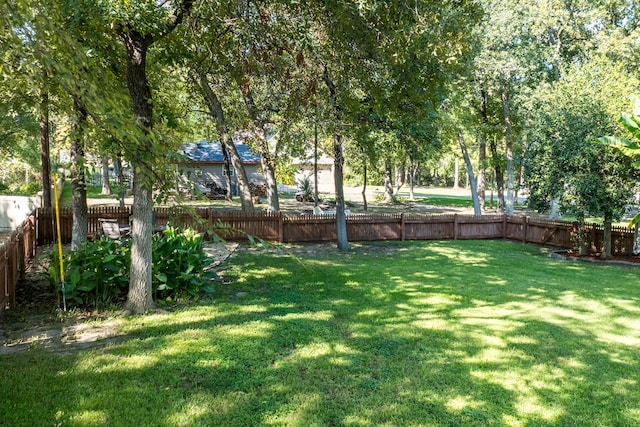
top-left (599, 95), bottom-right (640, 234)
top-left (526, 59), bottom-right (640, 257)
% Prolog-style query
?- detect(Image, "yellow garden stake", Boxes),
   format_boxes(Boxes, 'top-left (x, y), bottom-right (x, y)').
top-left (53, 174), bottom-right (67, 312)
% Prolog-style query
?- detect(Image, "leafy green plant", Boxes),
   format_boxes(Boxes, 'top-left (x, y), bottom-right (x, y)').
top-left (373, 193), bottom-right (402, 204)
top-left (295, 175), bottom-right (315, 202)
top-left (599, 94), bottom-right (640, 227)
top-left (152, 225), bottom-right (216, 302)
top-left (15, 181), bottom-right (41, 196)
top-left (47, 227), bottom-right (215, 309)
top-left (49, 237), bottom-right (130, 307)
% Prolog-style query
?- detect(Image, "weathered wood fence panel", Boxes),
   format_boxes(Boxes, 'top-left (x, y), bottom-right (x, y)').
top-left (456, 215), bottom-right (505, 240)
top-left (403, 214), bottom-right (455, 241)
top-left (0, 242), bottom-right (14, 314)
top-left (1, 215), bottom-right (36, 314)
top-left (33, 207), bottom-right (636, 256)
top-left (37, 207), bottom-right (131, 244)
top-left (283, 215), bottom-right (336, 243)
top-left (7, 209), bottom-right (639, 312)
top-left (214, 211), bottom-right (282, 241)
top-left (515, 218), bottom-right (572, 248)
top-left (348, 214), bottom-right (403, 241)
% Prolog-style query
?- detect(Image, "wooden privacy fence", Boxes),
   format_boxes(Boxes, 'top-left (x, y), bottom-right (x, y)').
top-left (35, 207), bottom-right (635, 254)
top-left (1, 215), bottom-right (36, 315)
top-left (2, 208), bottom-right (632, 313)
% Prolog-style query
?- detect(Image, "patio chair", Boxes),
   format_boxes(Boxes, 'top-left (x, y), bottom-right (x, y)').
top-left (98, 218), bottom-right (131, 239)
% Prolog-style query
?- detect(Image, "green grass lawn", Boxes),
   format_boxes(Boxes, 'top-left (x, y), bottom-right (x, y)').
top-left (3, 240), bottom-right (640, 426)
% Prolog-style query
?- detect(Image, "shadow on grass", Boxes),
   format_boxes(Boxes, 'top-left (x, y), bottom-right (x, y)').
top-left (2, 240), bottom-right (640, 426)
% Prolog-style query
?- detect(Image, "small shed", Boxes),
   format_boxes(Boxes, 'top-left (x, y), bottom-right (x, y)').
top-left (179, 140), bottom-right (264, 195)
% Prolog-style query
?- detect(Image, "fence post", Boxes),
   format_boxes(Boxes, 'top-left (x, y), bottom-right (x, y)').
top-left (502, 214), bottom-right (507, 239)
top-left (207, 207), bottom-right (213, 240)
top-left (401, 213), bottom-right (405, 241)
top-left (453, 214), bottom-right (458, 240)
top-left (8, 240), bottom-right (16, 309)
top-left (523, 216), bottom-right (528, 244)
top-left (278, 211), bottom-right (284, 243)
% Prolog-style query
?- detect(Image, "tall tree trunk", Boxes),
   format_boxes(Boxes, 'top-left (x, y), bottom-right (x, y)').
top-left (119, 2), bottom-right (194, 315)
top-left (122, 32), bottom-right (156, 314)
top-left (260, 150), bottom-right (279, 211)
top-left (101, 155), bottom-right (111, 195)
top-left (237, 82), bottom-right (279, 211)
top-left (394, 162), bottom-right (404, 195)
top-left (453, 156), bottom-right (460, 189)
top-left (221, 144), bottom-right (233, 201)
top-left (477, 87), bottom-right (489, 212)
top-left (115, 155), bottom-right (126, 209)
top-left (362, 162), bottom-right (368, 211)
top-left (489, 136), bottom-right (505, 211)
top-left (478, 137), bottom-right (487, 212)
top-left (549, 197), bottom-right (560, 220)
top-left (314, 119), bottom-right (320, 207)
top-left (458, 133), bottom-right (481, 216)
top-left (224, 139), bottom-right (254, 211)
top-left (197, 70), bottom-right (254, 211)
top-left (333, 133), bottom-right (349, 250)
top-left (517, 128), bottom-right (529, 202)
top-left (323, 68), bottom-right (349, 250)
top-left (71, 99), bottom-right (88, 251)
top-left (408, 154), bottom-right (415, 201)
top-left (502, 85), bottom-right (515, 216)
top-left (601, 215), bottom-right (612, 259)
top-left (383, 159), bottom-right (394, 203)
top-left (40, 86), bottom-right (52, 209)
top-left (574, 216), bottom-right (590, 256)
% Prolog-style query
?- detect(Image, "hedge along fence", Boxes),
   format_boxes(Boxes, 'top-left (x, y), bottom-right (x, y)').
top-left (1, 215), bottom-right (36, 315)
top-left (35, 207), bottom-right (636, 254)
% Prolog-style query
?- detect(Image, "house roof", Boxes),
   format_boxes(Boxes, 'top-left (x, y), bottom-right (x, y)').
top-left (181, 140), bottom-right (261, 164)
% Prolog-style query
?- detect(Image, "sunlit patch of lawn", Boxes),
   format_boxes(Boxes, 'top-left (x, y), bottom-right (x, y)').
top-left (2, 240), bottom-right (640, 426)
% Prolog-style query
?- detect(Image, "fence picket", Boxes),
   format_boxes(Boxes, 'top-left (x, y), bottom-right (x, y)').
top-left (1, 214), bottom-right (36, 314)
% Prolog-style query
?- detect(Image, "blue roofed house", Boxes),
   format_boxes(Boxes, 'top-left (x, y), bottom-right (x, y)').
top-left (179, 140), bottom-right (264, 195)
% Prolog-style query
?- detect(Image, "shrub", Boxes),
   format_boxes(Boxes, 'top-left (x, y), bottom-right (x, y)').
top-left (373, 193), bottom-right (402, 204)
top-left (48, 226), bottom-right (216, 309)
top-left (16, 181), bottom-right (41, 196)
top-left (152, 225), bottom-right (216, 302)
top-left (49, 237), bottom-right (130, 308)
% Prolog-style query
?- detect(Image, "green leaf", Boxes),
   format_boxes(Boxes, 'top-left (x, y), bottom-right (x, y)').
top-left (103, 254), bottom-right (117, 263)
top-left (201, 285), bottom-right (215, 294)
top-left (627, 212), bottom-right (640, 229)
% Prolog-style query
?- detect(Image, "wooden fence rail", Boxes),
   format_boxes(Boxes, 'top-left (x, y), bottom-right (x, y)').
top-left (1, 215), bottom-right (36, 315)
top-left (35, 207), bottom-right (636, 255)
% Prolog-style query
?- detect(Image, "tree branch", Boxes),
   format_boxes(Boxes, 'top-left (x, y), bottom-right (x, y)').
top-left (156, 0), bottom-right (195, 41)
